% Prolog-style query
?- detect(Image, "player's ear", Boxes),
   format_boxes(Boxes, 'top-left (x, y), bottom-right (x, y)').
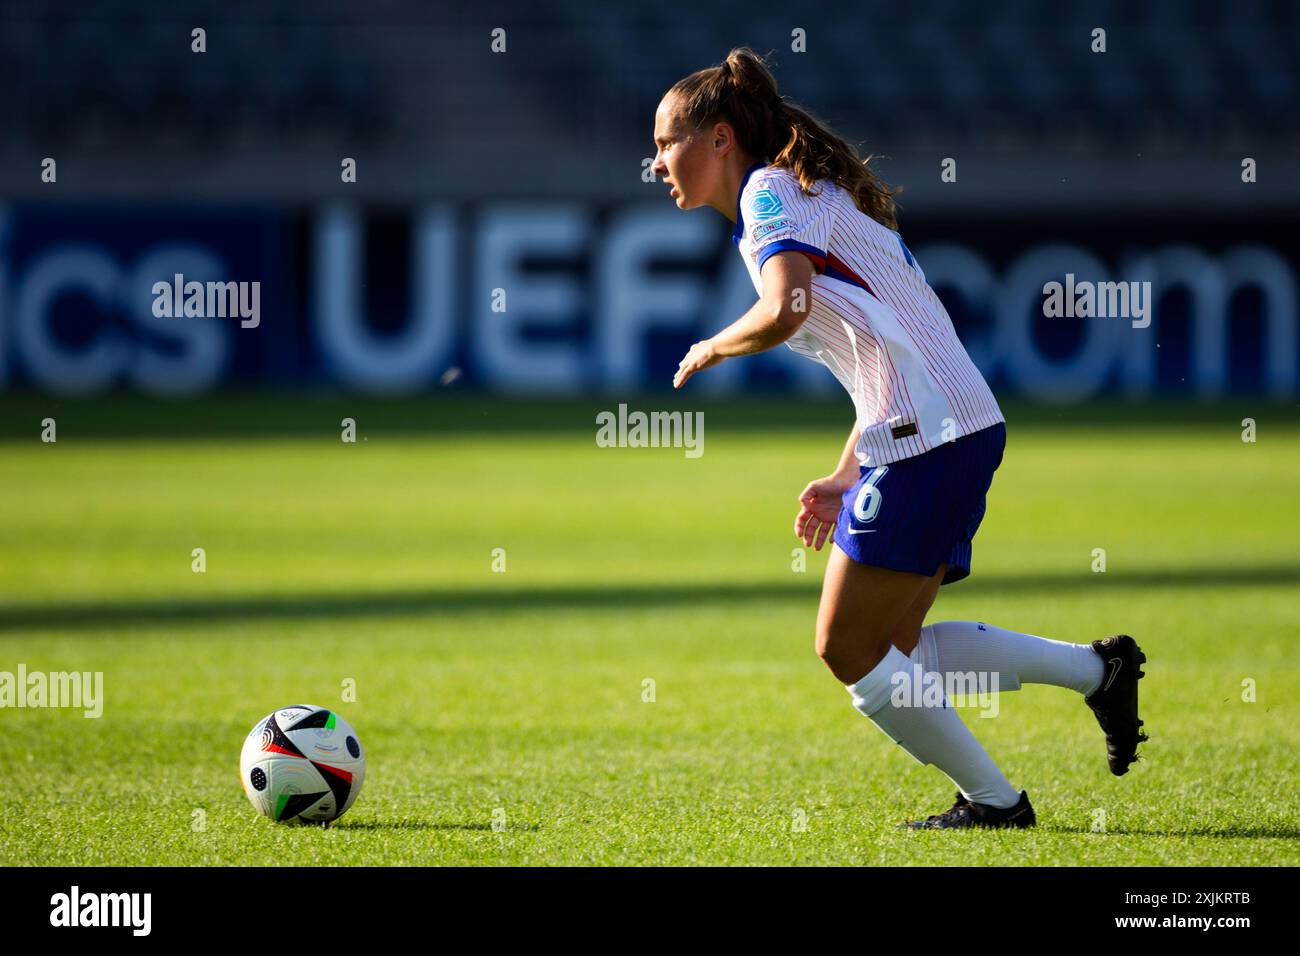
top-left (711, 121), bottom-right (733, 153)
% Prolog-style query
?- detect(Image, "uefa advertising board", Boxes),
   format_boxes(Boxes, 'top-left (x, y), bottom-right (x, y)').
top-left (1, 204), bottom-right (1294, 399)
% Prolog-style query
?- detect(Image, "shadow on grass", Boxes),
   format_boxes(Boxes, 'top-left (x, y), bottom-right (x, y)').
top-left (331, 821), bottom-right (539, 832)
top-left (1045, 824), bottom-right (1300, 840)
top-left (6, 394), bottom-right (1283, 440)
top-left (2, 564), bottom-right (1298, 632)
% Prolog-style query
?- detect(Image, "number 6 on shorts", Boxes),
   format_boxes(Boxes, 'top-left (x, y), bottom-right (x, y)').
top-left (852, 465), bottom-right (889, 525)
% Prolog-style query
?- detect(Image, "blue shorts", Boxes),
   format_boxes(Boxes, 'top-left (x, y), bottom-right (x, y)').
top-left (831, 423), bottom-right (1006, 585)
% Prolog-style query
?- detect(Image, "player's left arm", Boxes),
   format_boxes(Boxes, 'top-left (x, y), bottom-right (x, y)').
top-left (672, 250), bottom-right (814, 389)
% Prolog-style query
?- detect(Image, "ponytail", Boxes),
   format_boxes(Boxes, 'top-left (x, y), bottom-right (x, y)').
top-left (667, 47), bottom-right (901, 230)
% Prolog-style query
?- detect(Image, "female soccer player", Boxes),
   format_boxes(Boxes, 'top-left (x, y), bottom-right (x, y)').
top-left (656, 48), bottom-right (1147, 828)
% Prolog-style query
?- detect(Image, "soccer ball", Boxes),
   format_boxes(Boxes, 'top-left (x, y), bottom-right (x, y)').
top-left (239, 704), bottom-right (366, 824)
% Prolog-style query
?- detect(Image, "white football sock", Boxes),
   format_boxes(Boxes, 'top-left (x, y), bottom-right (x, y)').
top-left (914, 621), bottom-right (1104, 697)
top-left (845, 644), bottom-right (1021, 809)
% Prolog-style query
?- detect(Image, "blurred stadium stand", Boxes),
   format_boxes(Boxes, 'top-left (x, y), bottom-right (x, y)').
top-left (2, 0), bottom-right (1297, 208)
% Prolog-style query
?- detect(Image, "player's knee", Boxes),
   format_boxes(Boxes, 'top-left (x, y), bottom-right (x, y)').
top-left (814, 636), bottom-right (837, 674)
top-left (814, 619), bottom-right (843, 666)
top-left (817, 647), bottom-right (858, 685)
top-left (815, 621), bottom-right (885, 684)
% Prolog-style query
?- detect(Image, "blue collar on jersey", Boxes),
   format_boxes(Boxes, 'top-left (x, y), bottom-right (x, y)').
top-left (731, 160), bottom-right (769, 245)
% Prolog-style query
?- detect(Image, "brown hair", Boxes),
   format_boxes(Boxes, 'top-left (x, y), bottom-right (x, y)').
top-left (667, 46), bottom-right (900, 230)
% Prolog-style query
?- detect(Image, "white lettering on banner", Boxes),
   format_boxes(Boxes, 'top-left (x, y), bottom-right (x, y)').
top-left (472, 205), bottom-right (589, 392)
top-left (919, 241), bottom-right (1298, 402)
top-left (1117, 245), bottom-right (1297, 400)
top-left (132, 250), bottom-right (230, 395)
top-left (13, 243), bottom-right (229, 396)
top-left (315, 204), bottom-right (457, 393)
top-left (16, 246), bottom-right (123, 395)
top-left (595, 205), bottom-right (712, 389)
top-left (996, 245), bottom-right (1120, 402)
top-left (0, 203), bottom-right (1295, 399)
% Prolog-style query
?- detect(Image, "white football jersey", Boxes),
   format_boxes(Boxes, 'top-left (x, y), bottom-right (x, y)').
top-left (734, 162), bottom-right (1004, 466)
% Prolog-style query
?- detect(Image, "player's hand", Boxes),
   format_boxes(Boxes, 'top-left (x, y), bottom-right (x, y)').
top-left (795, 472), bottom-right (855, 550)
top-left (673, 339), bottom-right (724, 389)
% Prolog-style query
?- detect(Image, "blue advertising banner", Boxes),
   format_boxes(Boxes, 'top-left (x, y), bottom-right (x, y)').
top-left (2, 204), bottom-right (1295, 399)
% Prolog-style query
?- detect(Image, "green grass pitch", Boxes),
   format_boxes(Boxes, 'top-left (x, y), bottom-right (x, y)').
top-left (1, 395), bottom-right (1297, 865)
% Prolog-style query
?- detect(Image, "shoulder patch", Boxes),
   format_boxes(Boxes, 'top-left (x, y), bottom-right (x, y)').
top-left (749, 217), bottom-right (794, 244)
top-left (747, 187), bottom-right (786, 223)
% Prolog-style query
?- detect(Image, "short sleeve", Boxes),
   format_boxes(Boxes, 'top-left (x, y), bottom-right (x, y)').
top-left (741, 171), bottom-right (834, 274)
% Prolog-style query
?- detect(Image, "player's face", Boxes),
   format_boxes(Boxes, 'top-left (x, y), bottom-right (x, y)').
top-left (652, 96), bottom-right (722, 211)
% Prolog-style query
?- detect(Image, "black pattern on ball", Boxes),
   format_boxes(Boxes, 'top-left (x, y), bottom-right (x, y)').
top-left (250, 767), bottom-right (267, 791)
top-left (346, 736), bottom-right (360, 758)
